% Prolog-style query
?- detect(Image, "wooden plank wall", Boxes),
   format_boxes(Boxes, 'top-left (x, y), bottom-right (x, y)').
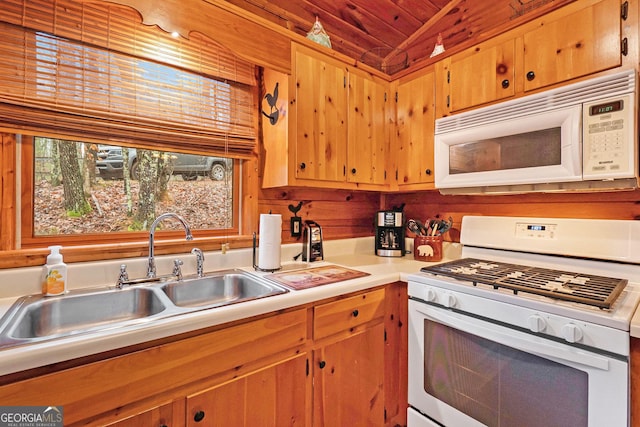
top-left (383, 189), bottom-right (640, 242)
top-left (258, 187), bottom-right (380, 244)
top-left (254, 166), bottom-right (640, 248)
top-left (260, 188), bottom-right (640, 245)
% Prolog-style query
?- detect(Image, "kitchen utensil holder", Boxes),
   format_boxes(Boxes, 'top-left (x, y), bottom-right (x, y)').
top-left (414, 235), bottom-right (443, 262)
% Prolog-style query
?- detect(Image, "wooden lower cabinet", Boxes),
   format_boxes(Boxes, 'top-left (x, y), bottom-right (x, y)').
top-left (186, 354), bottom-right (307, 427)
top-left (631, 337), bottom-right (640, 427)
top-left (313, 322), bottom-right (385, 426)
top-left (311, 287), bottom-right (393, 426)
top-left (104, 400), bottom-right (184, 427)
top-left (0, 283), bottom-right (408, 427)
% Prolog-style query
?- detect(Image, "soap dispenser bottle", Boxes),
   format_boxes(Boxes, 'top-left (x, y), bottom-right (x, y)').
top-left (42, 245), bottom-right (67, 296)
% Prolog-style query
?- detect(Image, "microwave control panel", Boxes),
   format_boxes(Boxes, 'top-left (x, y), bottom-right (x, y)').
top-left (583, 93), bottom-right (635, 179)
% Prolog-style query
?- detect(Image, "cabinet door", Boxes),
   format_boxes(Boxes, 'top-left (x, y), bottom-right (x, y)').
top-left (186, 354), bottom-right (307, 427)
top-left (449, 39), bottom-right (516, 111)
top-left (103, 401), bottom-right (181, 427)
top-left (294, 48), bottom-right (348, 182)
top-left (313, 323), bottom-right (385, 426)
top-left (396, 71), bottom-right (435, 186)
top-left (347, 71), bottom-right (388, 185)
top-left (523, 0), bottom-right (621, 92)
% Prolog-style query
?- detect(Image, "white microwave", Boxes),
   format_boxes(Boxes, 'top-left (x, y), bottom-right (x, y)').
top-left (434, 70), bottom-right (638, 194)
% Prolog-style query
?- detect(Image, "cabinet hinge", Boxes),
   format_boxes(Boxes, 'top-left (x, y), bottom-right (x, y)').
top-left (395, 91), bottom-right (398, 103)
top-left (384, 329), bottom-right (387, 342)
top-left (343, 76), bottom-right (347, 88)
top-left (384, 92), bottom-right (387, 102)
top-left (384, 408), bottom-right (387, 422)
top-left (447, 95), bottom-right (450, 108)
top-left (622, 38), bottom-right (629, 56)
top-left (306, 358), bottom-right (309, 376)
top-left (395, 169), bottom-right (398, 181)
top-left (384, 170), bottom-right (387, 180)
top-left (447, 70), bottom-right (450, 83)
top-left (343, 165), bottom-right (346, 176)
top-left (622, 1), bottom-right (629, 20)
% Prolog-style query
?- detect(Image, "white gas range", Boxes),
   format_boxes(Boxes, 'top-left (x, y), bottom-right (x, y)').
top-left (407, 216), bottom-right (640, 427)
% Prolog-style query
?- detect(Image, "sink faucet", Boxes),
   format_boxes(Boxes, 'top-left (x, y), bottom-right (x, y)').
top-left (147, 213), bottom-right (193, 278)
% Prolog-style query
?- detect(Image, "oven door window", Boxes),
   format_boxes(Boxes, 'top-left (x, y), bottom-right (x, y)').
top-left (424, 319), bottom-right (588, 427)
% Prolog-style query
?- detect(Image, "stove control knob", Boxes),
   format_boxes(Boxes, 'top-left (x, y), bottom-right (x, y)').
top-left (527, 315), bottom-right (546, 333)
top-left (426, 289), bottom-right (437, 302)
top-left (561, 323), bottom-right (583, 343)
top-left (442, 293), bottom-right (457, 308)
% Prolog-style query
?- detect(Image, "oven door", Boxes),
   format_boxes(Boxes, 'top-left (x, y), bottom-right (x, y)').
top-left (408, 298), bottom-right (628, 427)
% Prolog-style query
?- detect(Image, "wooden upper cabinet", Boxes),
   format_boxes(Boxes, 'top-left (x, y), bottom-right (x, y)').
top-left (523, 0), bottom-right (621, 92)
top-left (347, 70), bottom-right (388, 185)
top-left (395, 70), bottom-right (436, 188)
top-left (449, 39), bottom-right (516, 112)
top-left (294, 46), bottom-right (348, 183)
top-left (263, 43), bottom-right (389, 189)
top-left (435, 0), bottom-right (626, 117)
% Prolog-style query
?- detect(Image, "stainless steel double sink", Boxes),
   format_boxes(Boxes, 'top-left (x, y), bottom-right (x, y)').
top-left (0, 270), bottom-right (288, 349)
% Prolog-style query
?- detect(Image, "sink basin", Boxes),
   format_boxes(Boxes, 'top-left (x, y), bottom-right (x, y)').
top-left (161, 272), bottom-right (288, 308)
top-left (3, 287), bottom-right (167, 341)
top-left (0, 270), bottom-right (288, 349)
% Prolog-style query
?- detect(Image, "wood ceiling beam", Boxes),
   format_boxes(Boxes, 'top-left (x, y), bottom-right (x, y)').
top-left (386, 0), bottom-right (463, 62)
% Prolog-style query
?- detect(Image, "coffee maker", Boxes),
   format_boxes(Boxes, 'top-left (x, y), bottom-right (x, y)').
top-left (302, 220), bottom-right (324, 262)
top-left (375, 209), bottom-right (405, 257)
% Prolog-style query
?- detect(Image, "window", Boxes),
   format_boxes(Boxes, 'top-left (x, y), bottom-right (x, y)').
top-left (29, 139), bottom-right (236, 238)
top-left (0, 0), bottom-right (257, 257)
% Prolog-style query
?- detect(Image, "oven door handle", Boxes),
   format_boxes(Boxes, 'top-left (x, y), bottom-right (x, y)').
top-left (417, 306), bottom-right (610, 371)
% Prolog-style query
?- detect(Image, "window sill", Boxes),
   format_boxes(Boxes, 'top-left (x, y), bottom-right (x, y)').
top-left (1, 235), bottom-right (254, 269)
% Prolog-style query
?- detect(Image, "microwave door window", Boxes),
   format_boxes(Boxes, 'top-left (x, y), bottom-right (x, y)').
top-left (449, 128), bottom-right (562, 174)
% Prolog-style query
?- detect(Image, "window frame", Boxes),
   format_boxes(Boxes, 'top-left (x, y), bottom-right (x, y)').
top-left (19, 133), bottom-right (242, 249)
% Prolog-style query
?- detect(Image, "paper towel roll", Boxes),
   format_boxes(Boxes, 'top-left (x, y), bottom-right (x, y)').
top-left (258, 213), bottom-right (282, 270)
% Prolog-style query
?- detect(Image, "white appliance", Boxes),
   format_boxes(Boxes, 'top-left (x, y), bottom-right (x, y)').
top-left (434, 70), bottom-right (638, 194)
top-left (407, 216), bottom-right (640, 427)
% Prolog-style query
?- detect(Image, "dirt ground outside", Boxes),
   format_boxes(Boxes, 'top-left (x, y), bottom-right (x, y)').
top-left (34, 178), bottom-right (233, 235)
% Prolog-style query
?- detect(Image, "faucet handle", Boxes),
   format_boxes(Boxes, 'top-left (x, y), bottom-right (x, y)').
top-left (173, 259), bottom-right (184, 281)
top-left (116, 264), bottom-right (129, 288)
top-left (191, 248), bottom-right (205, 277)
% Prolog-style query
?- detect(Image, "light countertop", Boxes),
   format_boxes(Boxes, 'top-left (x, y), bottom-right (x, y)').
top-left (629, 306), bottom-right (640, 338)
top-left (0, 237), bottom-right (462, 377)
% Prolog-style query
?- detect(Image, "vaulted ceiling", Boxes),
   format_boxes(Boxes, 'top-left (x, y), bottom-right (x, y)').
top-left (223, 0), bottom-right (577, 74)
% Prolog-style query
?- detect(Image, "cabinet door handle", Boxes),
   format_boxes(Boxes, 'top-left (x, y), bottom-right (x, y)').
top-left (352, 309), bottom-right (359, 317)
top-left (351, 168), bottom-right (357, 174)
top-left (526, 71), bottom-right (536, 81)
top-left (319, 360), bottom-right (326, 369)
top-left (194, 411), bottom-right (205, 422)
top-left (501, 79), bottom-right (510, 89)
top-left (425, 169), bottom-right (431, 176)
top-left (299, 162), bottom-right (306, 170)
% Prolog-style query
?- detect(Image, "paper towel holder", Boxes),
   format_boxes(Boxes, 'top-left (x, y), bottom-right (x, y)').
top-left (252, 232), bottom-right (282, 272)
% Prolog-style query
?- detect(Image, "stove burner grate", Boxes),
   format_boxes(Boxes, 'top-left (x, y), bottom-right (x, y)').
top-left (420, 258), bottom-right (627, 309)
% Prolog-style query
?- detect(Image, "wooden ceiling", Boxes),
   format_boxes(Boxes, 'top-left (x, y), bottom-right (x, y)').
top-left (223, 0), bottom-right (577, 74)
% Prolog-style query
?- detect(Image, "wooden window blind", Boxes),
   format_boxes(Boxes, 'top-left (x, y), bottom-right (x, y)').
top-left (0, 0), bottom-right (257, 158)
